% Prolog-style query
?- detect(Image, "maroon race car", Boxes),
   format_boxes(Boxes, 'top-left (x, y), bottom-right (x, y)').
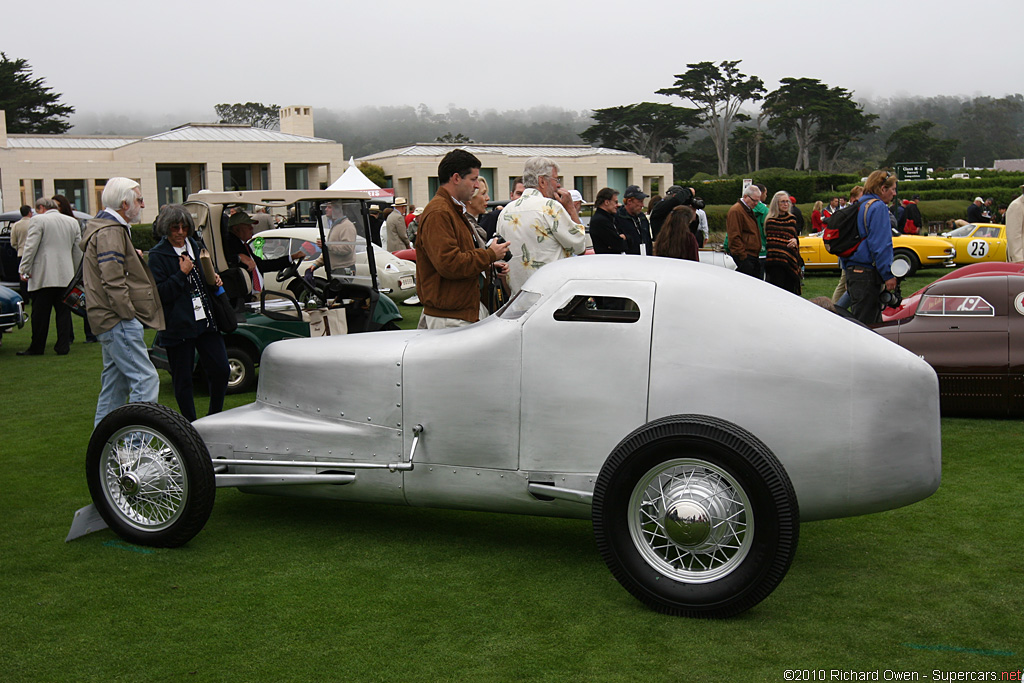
top-left (883, 262), bottom-right (1024, 322)
top-left (875, 269), bottom-right (1024, 417)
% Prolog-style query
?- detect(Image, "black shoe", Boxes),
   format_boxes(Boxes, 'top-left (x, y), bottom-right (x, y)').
top-left (85, 337), bottom-right (98, 343)
top-left (17, 350), bottom-right (43, 356)
top-left (55, 349), bottom-right (69, 356)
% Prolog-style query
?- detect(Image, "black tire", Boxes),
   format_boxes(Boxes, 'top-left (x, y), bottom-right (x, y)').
top-left (225, 345), bottom-right (255, 394)
top-left (85, 402), bottom-right (215, 547)
top-left (892, 248), bottom-right (920, 276)
top-left (592, 415), bottom-right (799, 618)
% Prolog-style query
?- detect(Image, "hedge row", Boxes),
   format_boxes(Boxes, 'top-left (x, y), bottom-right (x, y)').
top-left (686, 170), bottom-right (861, 205)
top-left (698, 198), bottom-right (1005, 235)
top-left (130, 224), bottom-right (157, 252)
top-left (688, 170), bottom-right (1024, 206)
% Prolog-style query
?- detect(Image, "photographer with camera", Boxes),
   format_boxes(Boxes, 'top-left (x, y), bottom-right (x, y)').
top-left (650, 185), bottom-right (705, 241)
top-left (841, 170), bottom-right (898, 325)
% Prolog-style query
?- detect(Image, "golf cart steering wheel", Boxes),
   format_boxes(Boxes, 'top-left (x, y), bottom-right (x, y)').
top-left (277, 255), bottom-right (305, 283)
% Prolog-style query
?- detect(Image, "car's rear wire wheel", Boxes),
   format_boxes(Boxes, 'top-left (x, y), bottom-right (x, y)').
top-left (593, 415), bottom-right (799, 618)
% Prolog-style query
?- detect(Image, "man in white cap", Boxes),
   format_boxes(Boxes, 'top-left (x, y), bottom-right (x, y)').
top-left (569, 189), bottom-right (584, 216)
top-left (967, 197), bottom-right (985, 224)
top-left (1005, 185), bottom-right (1024, 262)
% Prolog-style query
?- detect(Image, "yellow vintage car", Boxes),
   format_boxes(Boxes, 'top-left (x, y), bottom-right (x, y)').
top-left (940, 223), bottom-right (1007, 264)
top-left (800, 230), bottom-right (955, 275)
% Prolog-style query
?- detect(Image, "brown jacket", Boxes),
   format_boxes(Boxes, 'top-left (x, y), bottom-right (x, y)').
top-left (726, 200), bottom-right (761, 261)
top-left (81, 215), bottom-right (165, 335)
top-left (415, 186), bottom-right (497, 322)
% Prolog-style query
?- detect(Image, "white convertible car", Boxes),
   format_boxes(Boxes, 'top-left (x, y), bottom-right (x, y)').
top-left (83, 255), bottom-right (942, 618)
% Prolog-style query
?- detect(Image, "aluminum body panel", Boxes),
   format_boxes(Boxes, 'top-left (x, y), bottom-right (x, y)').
top-left (401, 318), bottom-right (522, 470)
top-left (401, 467), bottom-right (593, 519)
top-left (256, 332), bottom-right (411, 431)
top-left (518, 278), bottom-right (655, 473)
top-left (194, 333), bottom-right (416, 506)
top-left (637, 258), bottom-right (942, 521)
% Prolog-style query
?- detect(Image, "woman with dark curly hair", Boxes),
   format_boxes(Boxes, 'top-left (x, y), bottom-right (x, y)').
top-left (147, 204), bottom-right (230, 421)
top-left (764, 191), bottom-right (801, 294)
top-left (653, 205), bottom-right (699, 262)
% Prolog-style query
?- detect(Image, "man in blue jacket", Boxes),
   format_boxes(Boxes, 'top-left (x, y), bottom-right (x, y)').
top-left (841, 170), bottom-right (898, 325)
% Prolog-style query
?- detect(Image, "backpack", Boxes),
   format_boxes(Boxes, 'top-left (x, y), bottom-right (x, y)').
top-left (822, 198), bottom-right (879, 257)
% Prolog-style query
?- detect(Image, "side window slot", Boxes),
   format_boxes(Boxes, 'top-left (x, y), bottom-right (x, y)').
top-left (553, 295), bottom-right (640, 323)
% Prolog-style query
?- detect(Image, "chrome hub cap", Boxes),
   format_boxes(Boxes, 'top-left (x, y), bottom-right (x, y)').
top-left (100, 427), bottom-right (188, 531)
top-left (664, 499), bottom-right (711, 546)
top-left (628, 458), bottom-right (753, 583)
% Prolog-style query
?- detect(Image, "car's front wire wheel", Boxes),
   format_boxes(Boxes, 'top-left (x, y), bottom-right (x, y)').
top-left (86, 402), bottom-right (215, 547)
top-left (592, 415), bottom-right (799, 618)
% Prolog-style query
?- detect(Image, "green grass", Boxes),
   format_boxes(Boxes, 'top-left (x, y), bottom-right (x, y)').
top-left (2, 295), bottom-right (1021, 681)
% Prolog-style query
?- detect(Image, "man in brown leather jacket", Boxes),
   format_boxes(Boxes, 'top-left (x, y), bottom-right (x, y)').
top-left (415, 149), bottom-right (509, 328)
top-left (726, 185), bottom-right (763, 278)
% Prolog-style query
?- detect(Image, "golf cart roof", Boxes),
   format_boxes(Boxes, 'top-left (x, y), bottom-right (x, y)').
top-left (186, 188), bottom-right (394, 207)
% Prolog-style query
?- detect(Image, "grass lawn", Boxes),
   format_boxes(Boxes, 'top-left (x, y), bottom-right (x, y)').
top-left (1, 276), bottom-right (1021, 681)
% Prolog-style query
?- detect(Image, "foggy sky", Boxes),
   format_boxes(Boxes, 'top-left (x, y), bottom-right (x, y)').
top-left (6, 0), bottom-right (1020, 126)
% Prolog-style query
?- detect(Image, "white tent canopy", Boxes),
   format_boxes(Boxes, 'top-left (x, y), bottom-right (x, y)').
top-left (327, 158), bottom-right (392, 201)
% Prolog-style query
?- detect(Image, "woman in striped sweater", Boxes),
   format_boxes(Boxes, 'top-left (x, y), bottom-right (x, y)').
top-left (764, 191), bottom-right (802, 295)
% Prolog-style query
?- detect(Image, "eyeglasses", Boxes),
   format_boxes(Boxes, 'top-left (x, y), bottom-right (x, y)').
top-left (168, 224), bottom-right (189, 232)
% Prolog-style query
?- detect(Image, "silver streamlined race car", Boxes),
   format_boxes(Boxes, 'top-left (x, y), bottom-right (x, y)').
top-left (79, 255), bottom-right (942, 618)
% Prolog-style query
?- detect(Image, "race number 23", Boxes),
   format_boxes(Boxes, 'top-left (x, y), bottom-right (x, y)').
top-left (968, 239), bottom-right (990, 258)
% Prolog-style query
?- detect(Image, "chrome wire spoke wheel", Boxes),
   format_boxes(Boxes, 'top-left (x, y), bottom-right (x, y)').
top-left (99, 426), bottom-right (188, 532)
top-left (628, 458), bottom-right (752, 583)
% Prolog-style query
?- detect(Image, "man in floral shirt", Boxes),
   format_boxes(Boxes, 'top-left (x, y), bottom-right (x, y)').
top-left (497, 156), bottom-right (586, 294)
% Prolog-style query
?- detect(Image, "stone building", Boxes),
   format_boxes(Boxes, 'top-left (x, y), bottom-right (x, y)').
top-left (358, 143), bottom-right (674, 206)
top-left (0, 106), bottom-right (346, 223)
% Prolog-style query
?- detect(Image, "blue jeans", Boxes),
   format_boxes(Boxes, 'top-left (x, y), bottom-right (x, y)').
top-left (94, 318), bottom-right (160, 427)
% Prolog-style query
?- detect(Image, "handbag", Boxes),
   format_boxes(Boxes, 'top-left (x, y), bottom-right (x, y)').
top-left (198, 249), bottom-right (238, 333)
top-left (61, 261), bottom-right (88, 317)
top-left (206, 285), bottom-right (238, 334)
top-left (62, 232), bottom-right (97, 318)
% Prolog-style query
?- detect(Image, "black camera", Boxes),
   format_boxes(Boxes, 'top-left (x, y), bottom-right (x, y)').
top-left (667, 186), bottom-right (705, 211)
top-left (879, 286), bottom-right (902, 309)
top-left (493, 234), bottom-right (513, 262)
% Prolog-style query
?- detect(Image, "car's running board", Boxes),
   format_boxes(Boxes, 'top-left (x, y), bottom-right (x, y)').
top-left (215, 472), bottom-right (356, 487)
top-left (527, 483), bottom-right (593, 505)
top-left (211, 425), bottom-right (426, 487)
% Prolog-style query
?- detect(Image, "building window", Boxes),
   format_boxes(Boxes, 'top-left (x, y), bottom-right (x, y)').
top-left (285, 165), bottom-right (309, 190)
top-left (223, 165), bottom-right (252, 191)
top-left (54, 179), bottom-right (89, 212)
top-left (574, 176), bottom-right (596, 202)
top-left (607, 169), bottom-right (629, 196)
top-left (19, 179), bottom-right (43, 206)
top-left (427, 177), bottom-right (438, 199)
top-left (156, 165), bottom-right (191, 206)
top-left (479, 168), bottom-right (495, 197)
